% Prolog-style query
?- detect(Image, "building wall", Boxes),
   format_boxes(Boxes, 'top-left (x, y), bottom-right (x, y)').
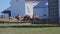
top-left (58, 0), bottom-right (60, 23)
top-left (33, 7), bottom-right (48, 19)
top-left (25, 1), bottom-right (39, 18)
top-left (33, 0), bottom-right (48, 19)
top-left (48, 0), bottom-right (59, 24)
top-left (7, 0), bottom-right (48, 19)
top-left (8, 0), bottom-right (25, 17)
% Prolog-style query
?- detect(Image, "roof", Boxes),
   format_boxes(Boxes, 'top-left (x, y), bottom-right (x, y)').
top-left (25, 0), bottom-right (48, 1)
top-left (25, 0), bottom-right (40, 1)
top-left (34, 1), bottom-right (48, 8)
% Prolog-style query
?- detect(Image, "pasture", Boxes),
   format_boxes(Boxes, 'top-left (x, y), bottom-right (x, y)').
top-left (0, 27), bottom-right (60, 34)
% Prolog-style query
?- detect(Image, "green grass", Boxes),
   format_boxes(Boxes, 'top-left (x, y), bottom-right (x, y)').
top-left (0, 23), bottom-right (60, 34)
top-left (0, 27), bottom-right (60, 34)
top-left (0, 23), bottom-right (59, 27)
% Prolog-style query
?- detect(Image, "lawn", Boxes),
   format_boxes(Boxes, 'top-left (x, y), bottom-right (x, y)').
top-left (0, 27), bottom-right (60, 34)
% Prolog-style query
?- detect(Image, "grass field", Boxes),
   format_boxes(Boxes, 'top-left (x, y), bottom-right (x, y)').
top-left (0, 27), bottom-right (60, 34)
top-left (0, 23), bottom-right (59, 27)
top-left (0, 18), bottom-right (60, 34)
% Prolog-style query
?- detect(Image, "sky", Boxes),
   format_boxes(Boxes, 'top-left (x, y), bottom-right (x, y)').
top-left (0, 0), bottom-right (11, 12)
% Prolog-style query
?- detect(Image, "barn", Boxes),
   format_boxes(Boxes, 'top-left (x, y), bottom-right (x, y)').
top-left (1, 0), bottom-right (48, 19)
top-left (33, 0), bottom-right (48, 19)
top-left (5, 0), bottom-right (25, 18)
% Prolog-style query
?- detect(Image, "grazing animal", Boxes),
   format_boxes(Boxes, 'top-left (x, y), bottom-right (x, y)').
top-left (15, 14), bottom-right (22, 23)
